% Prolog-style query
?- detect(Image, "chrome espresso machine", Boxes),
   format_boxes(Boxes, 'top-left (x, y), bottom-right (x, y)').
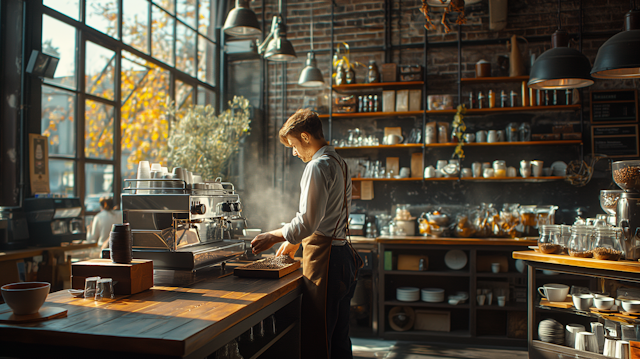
top-left (104, 176), bottom-right (246, 270)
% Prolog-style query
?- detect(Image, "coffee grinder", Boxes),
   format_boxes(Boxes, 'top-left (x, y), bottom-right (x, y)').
top-left (613, 161), bottom-right (640, 260)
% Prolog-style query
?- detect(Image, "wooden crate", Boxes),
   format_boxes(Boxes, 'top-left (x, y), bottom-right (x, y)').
top-left (71, 259), bottom-right (153, 295)
top-left (414, 309), bottom-right (450, 332)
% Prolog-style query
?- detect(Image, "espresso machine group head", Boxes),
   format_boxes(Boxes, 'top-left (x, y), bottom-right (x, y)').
top-left (612, 161), bottom-right (640, 261)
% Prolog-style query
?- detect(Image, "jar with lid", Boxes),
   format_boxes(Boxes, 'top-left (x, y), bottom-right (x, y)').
top-left (593, 226), bottom-right (623, 260)
top-left (538, 225), bottom-right (562, 254)
top-left (506, 122), bottom-right (519, 142)
top-left (559, 224), bottom-right (571, 253)
top-left (518, 205), bottom-right (537, 236)
top-left (568, 225), bottom-right (594, 258)
top-left (367, 60), bottom-right (380, 83)
top-left (493, 160), bottom-right (506, 178)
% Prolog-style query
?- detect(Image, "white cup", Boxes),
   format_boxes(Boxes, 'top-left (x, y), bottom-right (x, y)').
top-left (477, 294), bottom-right (486, 306)
top-left (385, 134), bottom-right (404, 145)
top-left (537, 283), bottom-right (570, 302)
top-left (604, 338), bottom-right (617, 357)
top-left (399, 167), bottom-right (411, 178)
top-left (476, 130), bottom-right (487, 143)
top-left (594, 296), bottom-right (615, 310)
top-left (491, 262), bottom-right (500, 273)
top-left (566, 324), bottom-right (586, 348)
top-left (591, 322), bottom-right (605, 353)
top-left (520, 167), bottom-right (531, 178)
top-left (497, 295), bottom-right (506, 307)
top-left (616, 340), bottom-right (630, 359)
top-left (531, 160), bottom-right (544, 177)
top-left (487, 130), bottom-right (498, 143)
top-left (572, 293), bottom-right (594, 311)
top-left (136, 161), bottom-right (151, 194)
top-left (486, 292), bottom-right (493, 305)
top-left (575, 331), bottom-right (598, 353)
top-left (463, 133), bottom-right (475, 143)
top-left (424, 166), bottom-right (436, 178)
top-left (483, 168), bottom-right (494, 178)
top-left (436, 160), bottom-right (448, 170)
top-left (461, 168), bottom-right (472, 178)
top-left (472, 162), bottom-right (482, 178)
top-left (507, 166), bottom-right (517, 177)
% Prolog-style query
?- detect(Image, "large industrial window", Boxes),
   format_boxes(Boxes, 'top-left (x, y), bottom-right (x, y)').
top-left (40, 0), bottom-right (218, 214)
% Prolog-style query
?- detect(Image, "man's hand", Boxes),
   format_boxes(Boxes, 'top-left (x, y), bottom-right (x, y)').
top-left (276, 241), bottom-right (300, 259)
top-left (251, 229), bottom-right (285, 254)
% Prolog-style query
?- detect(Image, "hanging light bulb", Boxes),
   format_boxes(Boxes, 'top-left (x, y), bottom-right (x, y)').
top-left (528, 1), bottom-right (593, 89)
top-left (223, 0), bottom-right (261, 37)
top-left (591, 8), bottom-right (640, 79)
top-left (298, 8), bottom-right (324, 87)
top-left (263, 16), bottom-right (297, 62)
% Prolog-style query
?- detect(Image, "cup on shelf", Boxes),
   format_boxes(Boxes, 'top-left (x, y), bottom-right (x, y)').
top-left (424, 166), bottom-right (436, 178)
top-left (538, 283), bottom-right (569, 302)
top-left (486, 292), bottom-right (493, 305)
top-left (461, 168), bottom-right (472, 178)
top-left (604, 338), bottom-right (617, 357)
top-left (399, 167), bottom-right (411, 178)
top-left (616, 340), bottom-right (630, 359)
top-left (483, 168), bottom-right (494, 178)
top-left (575, 331), bottom-right (598, 353)
top-left (591, 322), bottom-right (605, 353)
top-left (476, 294), bottom-right (486, 306)
top-left (531, 160), bottom-right (544, 177)
top-left (472, 162), bottom-right (482, 178)
top-left (565, 324), bottom-right (586, 348)
top-left (476, 130), bottom-right (487, 143)
top-left (497, 295), bottom-right (506, 307)
top-left (487, 130), bottom-right (498, 143)
top-left (572, 293), bottom-right (594, 311)
top-left (463, 133), bottom-right (475, 143)
top-left (491, 262), bottom-right (501, 273)
top-left (507, 166), bottom-right (517, 177)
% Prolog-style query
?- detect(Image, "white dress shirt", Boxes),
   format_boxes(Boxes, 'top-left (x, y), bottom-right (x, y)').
top-left (87, 209), bottom-right (123, 249)
top-left (282, 146), bottom-right (352, 245)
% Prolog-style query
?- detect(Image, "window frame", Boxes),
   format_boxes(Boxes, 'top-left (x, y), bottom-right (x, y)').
top-left (38, 0), bottom-right (220, 215)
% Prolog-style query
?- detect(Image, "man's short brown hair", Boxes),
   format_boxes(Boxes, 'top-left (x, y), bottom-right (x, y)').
top-left (279, 109), bottom-right (325, 147)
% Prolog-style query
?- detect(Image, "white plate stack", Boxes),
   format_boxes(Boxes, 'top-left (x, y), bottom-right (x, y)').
top-left (538, 318), bottom-right (564, 345)
top-left (396, 287), bottom-right (420, 302)
top-left (421, 288), bottom-right (445, 302)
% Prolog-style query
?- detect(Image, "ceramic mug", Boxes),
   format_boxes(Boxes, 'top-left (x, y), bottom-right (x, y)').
top-left (472, 162), bottom-right (482, 178)
top-left (424, 166), bottom-right (436, 178)
top-left (487, 130), bottom-right (498, 143)
top-left (461, 168), bottom-right (472, 178)
top-left (531, 160), bottom-right (544, 177)
top-left (537, 283), bottom-right (569, 302)
top-left (476, 130), bottom-right (487, 143)
top-left (399, 167), bottom-right (411, 178)
top-left (385, 134), bottom-right (404, 145)
top-left (463, 133), bottom-right (475, 143)
top-left (566, 324), bottom-right (586, 348)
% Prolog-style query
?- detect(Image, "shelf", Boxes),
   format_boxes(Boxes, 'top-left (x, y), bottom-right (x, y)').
top-left (513, 251), bottom-right (640, 274)
top-left (460, 76), bottom-right (530, 84)
top-left (464, 105), bottom-right (581, 114)
top-left (460, 176), bottom-right (565, 182)
top-left (384, 270), bottom-right (470, 277)
top-left (385, 300), bottom-right (470, 309)
top-left (477, 304), bottom-right (527, 311)
top-left (336, 144), bottom-right (423, 150)
top-left (531, 340), bottom-right (613, 359)
top-left (476, 272), bottom-right (526, 278)
top-left (426, 140), bottom-right (582, 147)
top-left (332, 81), bottom-right (424, 91)
top-left (319, 111), bottom-right (424, 119)
top-left (535, 304), bottom-right (640, 323)
top-left (351, 177), bottom-right (427, 182)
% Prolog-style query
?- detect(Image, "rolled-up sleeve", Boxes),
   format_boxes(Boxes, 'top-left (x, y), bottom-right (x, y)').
top-left (282, 162), bottom-right (329, 244)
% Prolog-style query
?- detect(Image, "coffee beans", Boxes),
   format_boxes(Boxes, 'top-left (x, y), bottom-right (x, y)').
top-left (539, 243), bottom-right (562, 254)
top-left (593, 247), bottom-right (622, 261)
top-left (613, 166), bottom-right (640, 189)
top-left (245, 255), bottom-right (296, 270)
top-left (569, 250), bottom-right (593, 258)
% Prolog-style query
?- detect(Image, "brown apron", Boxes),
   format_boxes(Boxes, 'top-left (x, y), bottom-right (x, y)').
top-left (300, 154), bottom-right (361, 359)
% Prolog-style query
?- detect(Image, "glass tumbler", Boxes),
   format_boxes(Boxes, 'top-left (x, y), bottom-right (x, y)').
top-left (95, 278), bottom-right (114, 300)
top-left (593, 226), bottom-right (623, 261)
top-left (569, 225), bottom-right (594, 258)
top-left (84, 276), bottom-right (101, 299)
top-left (538, 225), bottom-right (562, 254)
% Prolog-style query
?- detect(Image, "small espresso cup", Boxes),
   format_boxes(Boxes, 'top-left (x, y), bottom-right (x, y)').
top-left (463, 133), bottom-right (475, 143)
top-left (399, 167), bottom-right (411, 178)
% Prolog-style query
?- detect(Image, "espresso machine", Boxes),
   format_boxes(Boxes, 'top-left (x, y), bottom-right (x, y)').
top-left (22, 197), bottom-right (85, 247)
top-left (108, 177), bottom-right (246, 270)
top-left (613, 161), bottom-right (640, 261)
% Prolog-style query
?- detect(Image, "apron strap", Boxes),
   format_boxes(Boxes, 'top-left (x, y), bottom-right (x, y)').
top-left (324, 154), bottom-right (349, 239)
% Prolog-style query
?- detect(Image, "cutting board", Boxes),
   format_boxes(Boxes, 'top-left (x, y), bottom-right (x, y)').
top-left (0, 307), bottom-right (67, 324)
top-left (540, 297), bottom-right (573, 309)
top-left (234, 260), bottom-right (301, 279)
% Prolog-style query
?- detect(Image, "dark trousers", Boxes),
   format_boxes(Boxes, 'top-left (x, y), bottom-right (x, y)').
top-left (326, 245), bottom-right (358, 359)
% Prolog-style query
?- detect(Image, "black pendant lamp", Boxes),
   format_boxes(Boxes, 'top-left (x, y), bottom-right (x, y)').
top-left (223, 0), bottom-right (261, 37)
top-left (528, 1), bottom-right (593, 89)
top-left (591, 8), bottom-right (640, 79)
top-left (256, 0), bottom-right (297, 62)
top-left (298, 8), bottom-right (324, 87)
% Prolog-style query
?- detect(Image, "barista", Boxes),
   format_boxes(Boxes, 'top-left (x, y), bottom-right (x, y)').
top-left (251, 109), bottom-right (361, 359)
top-left (86, 197), bottom-right (122, 257)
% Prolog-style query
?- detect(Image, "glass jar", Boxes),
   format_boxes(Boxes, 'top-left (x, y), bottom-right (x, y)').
top-left (536, 205), bottom-right (558, 227)
top-left (593, 226), bottom-right (623, 260)
top-left (560, 224), bottom-right (572, 253)
top-left (568, 225), bottom-right (594, 258)
top-left (367, 60), bottom-right (380, 83)
top-left (488, 90), bottom-right (496, 108)
top-left (493, 160), bottom-right (507, 178)
top-left (506, 122), bottom-right (519, 142)
top-left (538, 225), bottom-right (562, 254)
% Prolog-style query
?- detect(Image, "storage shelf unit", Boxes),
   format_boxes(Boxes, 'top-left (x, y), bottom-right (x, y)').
top-left (333, 81), bottom-right (424, 91)
top-left (335, 140), bottom-right (581, 150)
top-left (351, 176), bottom-right (565, 182)
top-left (460, 76), bottom-right (530, 84)
top-left (378, 239), bottom-right (534, 346)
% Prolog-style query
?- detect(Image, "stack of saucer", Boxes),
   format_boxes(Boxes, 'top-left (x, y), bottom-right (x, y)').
top-left (538, 318), bottom-right (564, 345)
top-left (421, 288), bottom-right (445, 303)
top-left (396, 287), bottom-right (420, 302)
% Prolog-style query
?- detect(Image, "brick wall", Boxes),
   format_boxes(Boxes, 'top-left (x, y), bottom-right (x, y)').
top-left (236, 0), bottom-right (639, 229)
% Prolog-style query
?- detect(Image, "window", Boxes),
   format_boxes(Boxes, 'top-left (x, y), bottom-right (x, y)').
top-left (41, 0), bottom-right (219, 212)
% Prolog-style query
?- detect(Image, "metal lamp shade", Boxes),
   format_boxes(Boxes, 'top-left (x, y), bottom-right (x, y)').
top-left (528, 47), bottom-right (594, 89)
top-left (591, 29), bottom-right (640, 79)
top-left (264, 36), bottom-right (297, 62)
top-left (223, 0), bottom-right (261, 37)
top-left (298, 52), bottom-right (324, 87)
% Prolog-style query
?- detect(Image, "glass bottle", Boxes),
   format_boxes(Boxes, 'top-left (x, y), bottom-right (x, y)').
top-left (538, 225), bottom-right (562, 254)
top-left (500, 90), bottom-right (508, 108)
top-left (568, 225), bottom-right (594, 258)
top-left (469, 92), bottom-right (474, 109)
top-left (488, 90), bottom-right (496, 108)
top-left (346, 65), bottom-right (356, 84)
top-left (510, 90), bottom-right (518, 107)
top-left (367, 60), bottom-right (380, 83)
top-left (478, 91), bottom-right (485, 109)
top-left (593, 226), bottom-right (623, 260)
top-left (335, 63), bottom-right (346, 86)
top-left (519, 122), bottom-right (531, 142)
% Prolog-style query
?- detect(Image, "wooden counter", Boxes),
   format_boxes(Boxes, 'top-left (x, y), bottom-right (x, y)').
top-left (513, 250), bottom-right (640, 275)
top-left (0, 265), bottom-right (303, 359)
top-left (377, 236), bottom-right (537, 246)
top-left (0, 242), bottom-right (97, 262)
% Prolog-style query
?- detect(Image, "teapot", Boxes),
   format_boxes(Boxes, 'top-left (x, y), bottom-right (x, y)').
top-left (384, 134), bottom-right (404, 145)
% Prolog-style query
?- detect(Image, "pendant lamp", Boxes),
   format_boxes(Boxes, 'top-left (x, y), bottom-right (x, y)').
top-left (298, 8), bottom-right (324, 87)
top-left (223, 0), bottom-right (261, 37)
top-left (591, 8), bottom-right (640, 79)
top-left (256, 0), bottom-right (297, 62)
top-left (528, 1), bottom-right (593, 89)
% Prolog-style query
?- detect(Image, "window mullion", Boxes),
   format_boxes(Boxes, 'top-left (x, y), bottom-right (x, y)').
top-left (78, 30), bottom-right (87, 203)
top-left (114, 47), bottom-right (122, 206)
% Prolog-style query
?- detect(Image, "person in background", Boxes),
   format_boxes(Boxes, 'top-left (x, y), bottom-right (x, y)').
top-left (86, 197), bottom-right (122, 256)
top-left (251, 109), bottom-right (362, 359)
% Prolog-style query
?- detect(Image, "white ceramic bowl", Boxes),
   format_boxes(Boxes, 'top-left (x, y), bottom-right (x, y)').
top-left (572, 293), bottom-right (593, 311)
top-left (1, 282), bottom-right (50, 315)
top-left (594, 296), bottom-right (615, 310)
top-left (621, 299), bottom-right (640, 313)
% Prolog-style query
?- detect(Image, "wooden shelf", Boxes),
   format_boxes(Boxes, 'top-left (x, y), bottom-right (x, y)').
top-left (319, 111), bottom-right (424, 119)
top-left (336, 144), bottom-right (423, 150)
top-left (460, 176), bottom-right (565, 182)
top-left (476, 272), bottom-right (526, 278)
top-left (513, 251), bottom-right (640, 274)
top-left (352, 177), bottom-right (427, 181)
top-left (464, 104), bottom-right (581, 114)
top-left (476, 304), bottom-right (527, 311)
top-left (376, 236), bottom-right (538, 246)
top-left (332, 81), bottom-right (424, 91)
top-left (460, 75), bottom-right (529, 84)
top-left (384, 270), bottom-right (470, 277)
top-left (425, 140), bottom-right (582, 147)
top-left (384, 300), bottom-right (470, 309)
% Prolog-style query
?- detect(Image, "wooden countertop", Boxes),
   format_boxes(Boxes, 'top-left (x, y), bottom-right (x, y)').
top-left (513, 251), bottom-right (640, 274)
top-left (0, 266), bottom-right (303, 358)
top-left (377, 236), bottom-right (538, 246)
top-left (0, 242), bottom-right (97, 262)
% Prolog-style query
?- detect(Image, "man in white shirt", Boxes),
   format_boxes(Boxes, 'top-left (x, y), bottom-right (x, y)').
top-left (251, 109), bottom-right (359, 359)
top-left (86, 197), bottom-right (122, 257)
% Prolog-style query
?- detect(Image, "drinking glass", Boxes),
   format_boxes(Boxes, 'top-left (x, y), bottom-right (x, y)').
top-left (84, 276), bottom-right (101, 299)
